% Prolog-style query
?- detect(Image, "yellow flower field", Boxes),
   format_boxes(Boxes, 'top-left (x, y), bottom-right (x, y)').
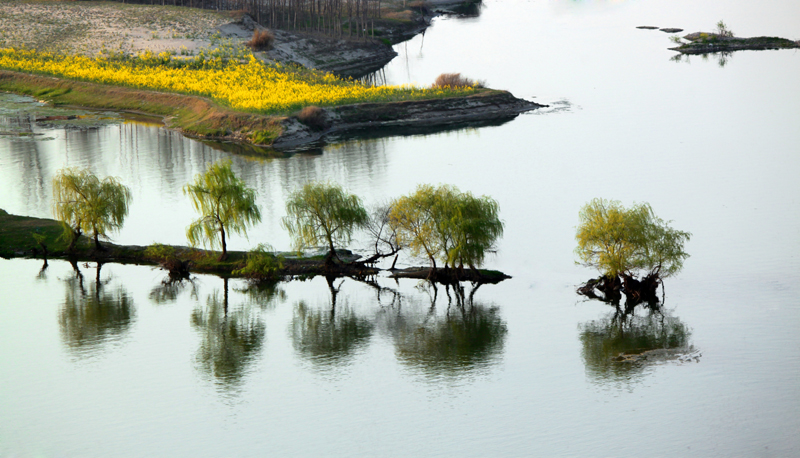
top-left (0, 48), bottom-right (476, 113)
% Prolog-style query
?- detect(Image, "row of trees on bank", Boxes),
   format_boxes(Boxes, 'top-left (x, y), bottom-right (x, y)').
top-left (112, 0), bottom-right (385, 38)
top-left (50, 162), bottom-right (691, 304)
top-left (50, 161), bottom-right (505, 271)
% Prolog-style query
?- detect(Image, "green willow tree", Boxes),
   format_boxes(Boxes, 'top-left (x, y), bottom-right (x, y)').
top-left (389, 184), bottom-right (503, 271)
top-left (282, 182), bottom-right (368, 265)
top-left (184, 160), bottom-right (261, 261)
top-left (575, 198), bottom-right (691, 306)
top-left (52, 167), bottom-right (132, 251)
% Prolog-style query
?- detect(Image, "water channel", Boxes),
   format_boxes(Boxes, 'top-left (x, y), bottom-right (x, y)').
top-left (1, 0), bottom-right (799, 456)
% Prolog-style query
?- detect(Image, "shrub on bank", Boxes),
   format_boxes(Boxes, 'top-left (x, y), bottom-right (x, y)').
top-left (432, 73), bottom-right (483, 89)
top-left (297, 105), bottom-right (327, 130)
top-left (247, 29), bottom-right (275, 51)
top-left (233, 244), bottom-right (284, 280)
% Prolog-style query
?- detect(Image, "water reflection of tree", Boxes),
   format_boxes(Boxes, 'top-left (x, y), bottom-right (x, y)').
top-left (236, 279), bottom-right (287, 308)
top-left (671, 51), bottom-right (733, 67)
top-left (148, 275), bottom-right (198, 304)
top-left (191, 278), bottom-right (266, 390)
top-left (59, 262), bottom-right (135, 355)
top-left (289, 278), bottom-right (374, 369)
top-left (579, 309), bottom-right (694, 384)
top-left (382, 299), bottom-right (507, 377)
top-left (1, 114), bottom-right (50, 217)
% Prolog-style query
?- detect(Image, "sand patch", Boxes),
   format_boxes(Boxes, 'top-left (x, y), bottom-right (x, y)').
top-left (0, 1), bottom-right (234, 56)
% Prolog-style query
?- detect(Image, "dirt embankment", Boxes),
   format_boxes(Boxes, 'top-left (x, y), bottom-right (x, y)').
top-left (274, 90), bottom-right (545, 150)
top-left (217, 1), bottom-right (485, 78)
top-left (216, 15), bottom-right (399, 79)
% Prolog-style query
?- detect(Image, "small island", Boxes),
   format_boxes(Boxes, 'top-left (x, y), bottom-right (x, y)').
top-left (667, 21), bottom-right (800, 55)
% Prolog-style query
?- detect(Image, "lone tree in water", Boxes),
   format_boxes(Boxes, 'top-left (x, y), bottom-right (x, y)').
top-left (389, 184), bottom-right (504, 272)
top-left (184, 160), bottom-right (261, 261)
top-left (52, 167), bottom-right (132, 251)
top-left (282, 182), bottom-right (368, 265)
top-left (575, 198), bottom-right (691, 307)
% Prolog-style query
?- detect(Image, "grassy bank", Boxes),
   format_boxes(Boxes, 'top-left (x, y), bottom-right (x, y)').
top-left (0, 69), bottom-right (285, 144)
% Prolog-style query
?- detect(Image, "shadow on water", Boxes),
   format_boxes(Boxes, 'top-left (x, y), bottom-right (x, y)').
top-left (190, 278), bottom-right (268, 393)
top-left (323, 117), bottom-right (512, 146)
top-left (59, 261), bottom-right (135, 358)
top-left (579, 308), bottom-right (697, 386)
top-left (198, 138), bottom-right (302, 159)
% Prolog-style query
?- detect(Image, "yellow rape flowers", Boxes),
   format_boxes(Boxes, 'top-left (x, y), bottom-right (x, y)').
top-left (0, 48), bottom-right (477, 113)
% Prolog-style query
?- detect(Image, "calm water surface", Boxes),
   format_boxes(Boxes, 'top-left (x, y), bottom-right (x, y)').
top-left (2, 0), bottom-right (799, 456)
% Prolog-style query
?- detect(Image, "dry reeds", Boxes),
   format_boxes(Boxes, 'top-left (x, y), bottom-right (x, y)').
top-left (247, 29), bottom-right (275, 51)
top-left (432, 73), bottom-right (482, 89)
top-left (297, 106), bottom-right (328, 131)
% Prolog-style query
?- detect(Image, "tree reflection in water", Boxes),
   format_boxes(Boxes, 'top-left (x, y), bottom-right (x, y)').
top-left (148, 275), bottom-right (198, 305)
top-left (579, 309), bottom-right (696, 385)
top-left (289, 297), bottom-right (374, 370)
top-left (380, 295), bottom-right (508, 378)
top-left (59, 262), bottom-right (135, 357)
top-left (190, 278), bottom-right (270, 391)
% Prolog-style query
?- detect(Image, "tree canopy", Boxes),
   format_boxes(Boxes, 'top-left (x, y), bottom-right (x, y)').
top-left (52, 167), bottom-right (132, 250)
top-left (389, 185), bottom-right (503, 270)
top-left (184, 160), bottom-right (261, 261)
top-left (575, 198), bottom-right (691, 280)
top-left (282, 182), bottom-right (368, 264)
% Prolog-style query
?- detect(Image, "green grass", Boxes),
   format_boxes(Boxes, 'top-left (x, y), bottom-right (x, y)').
top-left (0, 208), bottom-right (78, 257)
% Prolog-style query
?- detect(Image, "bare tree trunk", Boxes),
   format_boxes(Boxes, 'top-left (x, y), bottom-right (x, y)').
top-left (219, 224), bottom-right (228, 261)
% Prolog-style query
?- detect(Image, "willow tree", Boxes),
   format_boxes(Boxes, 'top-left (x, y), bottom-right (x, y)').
top-left (388, 184), bottom-right (441, 268)
top-left (52, 168), bottom-right (132, 251)
top-left (389, 184), bottom-right (504, 272)
top-left (575, 198), bottom-right (691, 306)
top-left (184, 160), bottom-right (261, 261)
top-left (282, 182), bottom-right (368, 265)
top-left (445, 189), bottom-right (504, 270)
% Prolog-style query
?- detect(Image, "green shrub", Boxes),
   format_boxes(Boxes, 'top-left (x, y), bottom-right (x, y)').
top-left (234, 243), bottom-right (284, 280)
